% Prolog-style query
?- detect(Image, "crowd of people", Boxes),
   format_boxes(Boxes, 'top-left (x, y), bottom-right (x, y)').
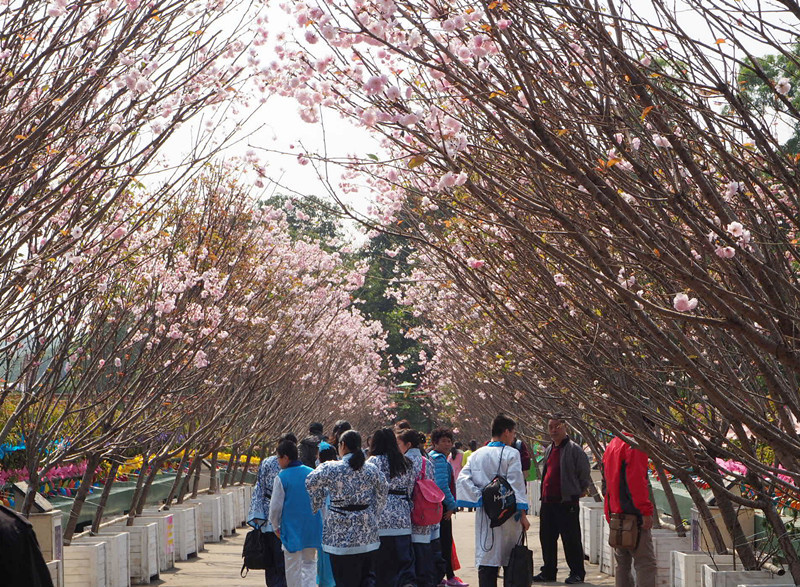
top-left (248, 414), bottom-right (658, 587)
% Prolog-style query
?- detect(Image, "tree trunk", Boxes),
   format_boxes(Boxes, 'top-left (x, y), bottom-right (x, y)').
top-left (761, 497), bottom-right (800, 583)
top-left (164, 451), bottom-right (191, 508)
top-left (135, 457), bottom-right (164, 515)
top-left (238, 443), bottom-right (255, 485)
top-left (222, 446), bottom-right (238, 488)
top-left (671, 467), bottom-right (728, 553)
top-left (651, 457), bottom-right (687, 535)
top-left (91, 461), bottom-right (120, 533)
top-left (707, 481), bottom-right (758, 568)
top-left (126, 454), bottom-right (150, 526)
top-left (191, 452), bottom-right (204, 498)
top-left (208, 450), bottom-right (219, 495)
top-left (178, 452), bottom-right (202, 504)
top-left (64, 453), bottom-right (101, 542)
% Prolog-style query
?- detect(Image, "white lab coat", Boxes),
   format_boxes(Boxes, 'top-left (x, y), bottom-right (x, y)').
top-left (456, 443), bottom-right (528, 567)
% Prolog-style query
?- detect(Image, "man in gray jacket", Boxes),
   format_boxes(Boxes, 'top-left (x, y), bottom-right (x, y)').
top-left (534, 415), bottom-right (592, 584)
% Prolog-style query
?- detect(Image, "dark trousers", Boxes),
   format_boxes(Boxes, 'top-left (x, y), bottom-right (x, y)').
top-left (412, 541), bottom-right (434, 587)
top-left (478, 565), bottom-right (510, 587)
top-left (374, 534), bottom-right (416, 587)
top-left (439, 518), bottom-right (455, 580)
top-left (330, 550), bottom-right (377, 587)
top-left (264, 531), bottom-right (287, 587)
top-left (539, 501), bottom-right (585, 580)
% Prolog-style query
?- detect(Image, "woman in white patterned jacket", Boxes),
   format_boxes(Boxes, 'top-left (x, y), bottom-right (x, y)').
top-left (397, 429), bottom-right (439, 587)
top-left (368, 427), bottom-right (417, 587)
top-left (306, 429), bottom-right (388, 587)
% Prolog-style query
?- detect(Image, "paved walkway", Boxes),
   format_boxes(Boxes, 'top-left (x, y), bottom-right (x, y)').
top-left (154, 511), bottom-right (614, 586)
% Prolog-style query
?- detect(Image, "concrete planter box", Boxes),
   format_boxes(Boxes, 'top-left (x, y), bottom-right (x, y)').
top-left (233, 485), bottom-right (247, 526)
top-left (133, 514), bottom-right (175, 572)
top-left (579, 498), bottom-right (604, 564)
top-left (702, 565), bottom-right (784, 587)
top-left (243, 484), bottom-right (253, 515)
top-left (47, 559), bottom-right (62, 587)
top-left (652, 528), bottom-right (692, 586)
top-left (63, 542), bottom-right (107, 587)
top-left (601, 517), bottom-right (616, 577)
top-left (529, 481), bottom-right (541, 516)
top-left (143, 507), bottom-right (195, 561)
top-left (220, 490), bottom-right (237, 536)
top-left (106, 521), bottom-right (158, 584)
top-left (691, 507), bottom-right (755, 553)
top-left (73, 532), bottom-right (130, 587)
top-left (170, 502), bottom-right (203, 555)
top-left (189, 495), bottom-right (223, 543)
top-left (671, 551), bottom-right (738, 587)
top-left (30, 511), bottom-right (64, 587)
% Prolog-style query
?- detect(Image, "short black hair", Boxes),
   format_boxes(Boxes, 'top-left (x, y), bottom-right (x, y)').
top-left (277, 439), bottom-right (298, 461)
top-left (469, 440), bottom-right (478, 451)
top-left (333, 420), bottom-right (351, 434)
top-left (277, 432), bottom-right (297, 448)
top-left (491, 413), bottom-right (516, 437)
top-left (309, 422), bottom-right (324, 435)
top-left (318, 442), bottom-right (337, 463)
top-left (394, 419), bottom-right (412, 430)
top-left (431, 427), bottom-right (454, 444)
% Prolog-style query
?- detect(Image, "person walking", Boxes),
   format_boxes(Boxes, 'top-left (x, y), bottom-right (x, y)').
top-left (368, 427), bottom-right (417, 587)
top-left (448, 442), bottom-right (465, 484)
top-left (316, 441), bottom-right (338, 587)
top-left (456, 414), bottom-right (529, 587)
top-left (603, 432), bottom-right (656, 587)
top-left (533, 415), bottom-right (591, 584)
top-left (269, 439), bottom-right (323, 587)
top-left (397, 429), bottom-right (438, 587)
top-left (249, 433), bottom-right (296, 587)
top-left (429, 427), bottom-right (468, 587)
top-left (306, 430), bottom-right (388, 587)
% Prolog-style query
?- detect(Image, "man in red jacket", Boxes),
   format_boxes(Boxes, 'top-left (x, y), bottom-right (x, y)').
top-left (603, 433), bottom-right (657, 587)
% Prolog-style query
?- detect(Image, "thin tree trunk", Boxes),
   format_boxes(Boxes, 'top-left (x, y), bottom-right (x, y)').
top-left (135, 457), bottom-right (164, 515)
top-left (91, 461), bottom-right (120, 533)
top-left (208, 450), bottom-right (219, 495)
top-left (191, 452), bottom-right (204, 498)
top-left (651, 457), bottom-right (687, 535)
top-left (179, 452), bottom-right (202, 503)
top-left (164, 450), bottom-right (191, 508)
top-left (222, 446), bottom-right (238, 488)
top-left (238, 443), bottom-right (255, 485)
top-left (707, 480), bottom-right (758, 568)
top-left (761, 497), bottom-right (800, 582)
top-left (64, 453), bottom-right (101, 542)
top-left (126, 454), bottom-right (150, 526)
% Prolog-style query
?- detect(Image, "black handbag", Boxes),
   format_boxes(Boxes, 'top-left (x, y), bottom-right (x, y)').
top-left (241, 526), bottom-right (272, 577)
top-left (506, 531), bottom-right (533, 586)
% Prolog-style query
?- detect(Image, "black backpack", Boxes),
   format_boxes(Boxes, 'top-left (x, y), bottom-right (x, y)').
top-left (481, 445), bottom-right (517, 527)
top-left (241, 526), bottom-right (272, 577)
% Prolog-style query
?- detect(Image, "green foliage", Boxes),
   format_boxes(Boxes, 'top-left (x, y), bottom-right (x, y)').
top-left (738, 41), bottom-right (800, 154)
top-left (261, 194), bottom-right (344, 245)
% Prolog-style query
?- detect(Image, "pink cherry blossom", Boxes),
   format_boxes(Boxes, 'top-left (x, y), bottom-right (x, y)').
top-left (673, 293), bottom-right (698, 312)
top-left (776, 77), bottom-right (791, 95)
top-left (715, 246), bottom-right (736, 258)
top-left (466, 257), bottom-right (485, 269)
top-left (652, 134), bottom-right (670, 148)
top-left (726, 221), bottom-right (744, 237)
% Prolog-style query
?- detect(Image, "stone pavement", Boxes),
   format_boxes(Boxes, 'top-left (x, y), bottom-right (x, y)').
top-left (154, 510), bottom-right (614, 586)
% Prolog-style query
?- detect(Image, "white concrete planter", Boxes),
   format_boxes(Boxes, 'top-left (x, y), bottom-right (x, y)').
top-left (243, 484), bottom-right (253, 516)
top-left (47, 559), bottom-right (62, 587)
top-left (30, 511), bottom-right (64, 587)
top-left (234, 485), bottom-right (247, 526)
top-left (73, 532), bottom-right (130, 587)
top-left (651, 528), bottom-right (692, 586)
top-left (63, 542), bottom-right (107, 587)
top-left (691, 507), bottom-right (755, 553)
top-left (133, 514), bottom-right (175, 572)
top-left (671, 551), bottom-right (738, 587)
top-left (170, 502), bottom-right (203, 555)
top-left (106, 521), bottom-right (159, 584)
top-left (600, 517), bottom-right (616, 577)
top-left (220, 490), bottom-right (237, 536)
top-left (702, 565), bottom-right (784, 587)
top-left (579, 498), bottom-right (604, 564)
top-left (143, 507), bottom-right (194, 561)
top-left (189, 495), bottom-right (223, 543)
top-left (529, 481), bottom-right (541, 516)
